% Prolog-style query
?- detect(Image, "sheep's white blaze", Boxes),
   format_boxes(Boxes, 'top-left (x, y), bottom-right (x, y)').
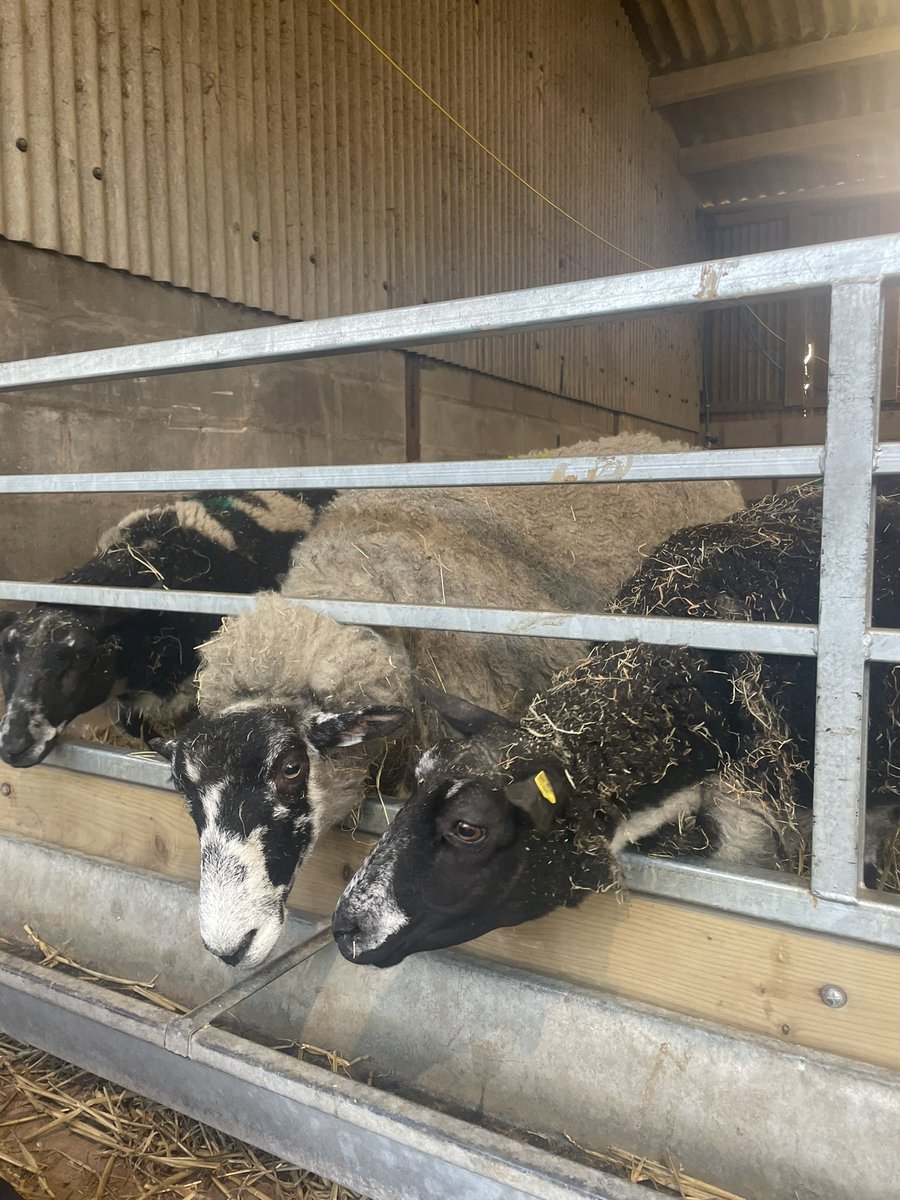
top-left (181, 753), bottom-right (202, 785)
top-left (340, 835), bottom-right (409, 955)
top-left (608, 784), bottom-right (705, 855)
top-left (198, 827), bottom-right (286, 967)
top-left (0, 708), bottom-right (15, 743)
top-left (199, 783), bottom-right (223, 825)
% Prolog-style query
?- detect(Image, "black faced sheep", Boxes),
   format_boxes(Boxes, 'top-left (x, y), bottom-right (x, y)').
top-left (0, 490), bottom-right (333, 767)
top-left (153, 431), bottom-right (744, 968)
top-left (332, 484), bottom-right (900, 967)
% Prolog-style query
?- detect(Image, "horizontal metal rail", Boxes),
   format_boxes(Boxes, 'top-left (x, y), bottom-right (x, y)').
top-left (868, 629), bottom-right (900, 663)
top-left (0, 234), bottom-right (898, 392)
top-left (0, 445), bottom-right (825, 493)
top-left (622, 855), bottom-right (900, 946)
top-left (0, 437), bottom-right (897, 497)
top-left (0, 583), bottom-right (824, 656)
top-left (46, 741), bottom-right (398, 837)
top-left (44, 739), bottom-right (900, 949)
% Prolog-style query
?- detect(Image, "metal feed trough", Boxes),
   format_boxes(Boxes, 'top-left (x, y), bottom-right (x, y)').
top-left (0, 235), bottom-right (899, 1200)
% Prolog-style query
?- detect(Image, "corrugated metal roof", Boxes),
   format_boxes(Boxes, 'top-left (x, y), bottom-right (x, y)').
top-left (621, 0), bottom-right (896, 72)
top-left (666, 59), bottom-right (900, 145)
top-left (621, 0), bottom-right (900, 206)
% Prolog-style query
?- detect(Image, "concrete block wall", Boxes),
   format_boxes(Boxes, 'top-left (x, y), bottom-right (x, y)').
top-left (418, 359), bottom-right (617, 460)
top-left (0, 239), bottom-right (687, 583)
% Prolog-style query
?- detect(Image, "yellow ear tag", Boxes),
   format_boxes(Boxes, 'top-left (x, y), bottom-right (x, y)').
top-left (534, 770), bottom-right (557, 804)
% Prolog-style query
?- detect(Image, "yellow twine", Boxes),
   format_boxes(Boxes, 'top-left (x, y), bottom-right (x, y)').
top-left (323, 0), bottom-right (653, 270)
top-left (325, 0), bottom-right (832, 368)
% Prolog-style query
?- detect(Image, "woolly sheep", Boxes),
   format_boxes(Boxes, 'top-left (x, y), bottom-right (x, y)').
top-left (0, 489), bottom-right (332, 767)
top-left (332, 484), bottom-right (900, 967)
top-left (154, 432), bottom-right (744, 969)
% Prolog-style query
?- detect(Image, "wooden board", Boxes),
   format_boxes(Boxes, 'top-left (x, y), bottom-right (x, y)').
top-left (3, 762), bottom-right (900, 1074)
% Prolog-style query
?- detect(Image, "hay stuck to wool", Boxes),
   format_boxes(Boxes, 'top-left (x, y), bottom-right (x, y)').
top-left (513, 482), bottom-right (900, 881)
top-left (874, 823), bottom-right (900, 892)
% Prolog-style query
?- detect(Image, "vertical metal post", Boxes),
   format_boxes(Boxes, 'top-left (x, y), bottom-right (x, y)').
top-left (811, 281), bottom-right (885, 902)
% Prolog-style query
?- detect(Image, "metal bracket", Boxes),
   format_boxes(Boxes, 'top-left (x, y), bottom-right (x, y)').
top-left (164, 924), bottom-right (334, 1057)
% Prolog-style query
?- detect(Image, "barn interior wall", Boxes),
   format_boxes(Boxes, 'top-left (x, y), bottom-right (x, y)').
top-left (705, 196), bottom-right (900, 496)
top-left (0, 0), bottom-right (704, 433)
top-left (0, 237), bottom-right (644, 584)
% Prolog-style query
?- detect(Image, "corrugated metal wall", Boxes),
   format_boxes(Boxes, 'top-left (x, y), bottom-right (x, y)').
top-left (0, 0), bottom-right (703, 431)
top-left (706, 197), bottom-right (900, 413)
top-left (705, 216), bottom-right (788, 413)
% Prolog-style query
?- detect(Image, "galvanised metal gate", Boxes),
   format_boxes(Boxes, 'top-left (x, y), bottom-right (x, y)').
top-left (1, 233), bottom-right (899, 949)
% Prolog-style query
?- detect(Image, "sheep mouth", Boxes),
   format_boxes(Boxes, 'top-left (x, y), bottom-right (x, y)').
top-left (0, 735), bottom-right (59, 769)
top-left (333, 928), bottom-right (413, 969)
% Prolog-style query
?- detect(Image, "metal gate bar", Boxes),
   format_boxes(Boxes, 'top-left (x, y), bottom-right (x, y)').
top-left (0, 445), bottom-right (829, 492)
top-left (1, 234), bottom-right (899, 947)
top-left (812, 282), bottom-right (884, 903)
top-left (0, 234), bottom-right (895, 391)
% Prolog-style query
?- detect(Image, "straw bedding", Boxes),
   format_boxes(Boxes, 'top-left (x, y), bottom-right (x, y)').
top-left (0, 1035), bottom-right (367, 1200)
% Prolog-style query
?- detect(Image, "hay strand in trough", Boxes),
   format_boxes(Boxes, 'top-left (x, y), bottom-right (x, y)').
top-left (20, 927), bottom-right (188, 1016)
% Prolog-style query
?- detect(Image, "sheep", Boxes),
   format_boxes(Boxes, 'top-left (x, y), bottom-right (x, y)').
top-left (152, 432), bottom-right (745, 969)
top-left (332, 484), bottom-right (900, 968)
top-left (0, 489), bottom-right (333, 767)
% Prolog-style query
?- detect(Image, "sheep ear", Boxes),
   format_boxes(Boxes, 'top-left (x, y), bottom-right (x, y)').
top-left (505, 765), bottom-right (572, 834)
top-left (309, 705), bottom-right (411, 751)
top-left (0, 610), bottom-right (18, 635)
top-left (148, 736), bottom-right (177, 763)
top-left (418, 681), bottom-right (513, 739)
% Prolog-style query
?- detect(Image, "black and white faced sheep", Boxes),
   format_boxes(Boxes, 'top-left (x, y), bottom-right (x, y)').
top-left (0, 490), bottom-right (333, 767)
top-left (154, 432), bottom-right (745, 969)
top-left (332, 485), bottom-right (900, 967)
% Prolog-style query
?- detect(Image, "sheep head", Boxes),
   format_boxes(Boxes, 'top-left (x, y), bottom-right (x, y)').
top-left (153, 700), bottom-right (410, 969)
top-left (0, 608), bottom-right (119, 767)
top-left (332, 688), bottom-right (615, 968)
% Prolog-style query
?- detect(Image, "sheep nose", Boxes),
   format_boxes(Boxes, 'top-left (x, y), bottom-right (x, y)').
top-left (0, 729), bottom-right (36, 766)
top-left (215, 928), bottom-right (257, 967)
top-left (1, 713), bottom-right (24, 752)
top-left (331, 914), bottom-right (361, 949)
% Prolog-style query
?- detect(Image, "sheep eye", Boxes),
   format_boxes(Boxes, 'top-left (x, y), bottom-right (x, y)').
top-left (451, 820), bottom-right (486, 844)
top-left (280, 760), bottom-right (305, 781)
